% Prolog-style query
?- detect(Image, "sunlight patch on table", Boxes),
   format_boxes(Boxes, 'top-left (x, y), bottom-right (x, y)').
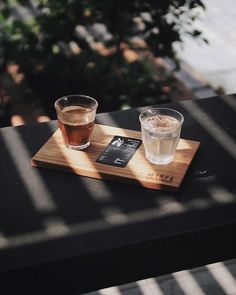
top-left (0, 232), bottom-right (9, 249)
top-left (221, 95), bottom-right (236, 112)
top-left (80, 178), bottom-right (114, 202)
top-left (156, 196), bottom-right (186, 215)
top-left (99, 286), bottom-right (122, 295)
top-left (173, 269), bottom-right (205, 295)
top-left (1, 128), bottom-right (57, 213)
top-left (181, 100), bottom-right (236, 160)
top-left (1, 183), bottom-right (236, 250)
top-left (145, 278), bottom-right (164, 295)
top-left (207, 262), bottom-right (236, 295)
top-left (43, 217), bottom-right (70, 237)
top-left (101, 206), bottom-right (129, 225)
top-left (207, 185), bottom-right (235, 203)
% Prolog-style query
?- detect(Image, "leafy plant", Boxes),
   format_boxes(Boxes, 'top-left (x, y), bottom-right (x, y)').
top-left (0, 0), bottom-right (205, 114)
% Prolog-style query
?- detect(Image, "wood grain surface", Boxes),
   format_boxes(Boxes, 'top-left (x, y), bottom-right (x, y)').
top-left (31, 124), bottom-right (200, 191)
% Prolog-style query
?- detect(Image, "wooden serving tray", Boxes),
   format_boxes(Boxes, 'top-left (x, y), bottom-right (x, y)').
top-left (31, 124), bottom-right (200, 191)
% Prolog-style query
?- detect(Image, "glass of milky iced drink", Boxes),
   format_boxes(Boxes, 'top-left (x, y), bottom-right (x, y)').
top-left (139, 108), bottom-right (184, 165)
top-left (55, 94), bottom-right (98, 150)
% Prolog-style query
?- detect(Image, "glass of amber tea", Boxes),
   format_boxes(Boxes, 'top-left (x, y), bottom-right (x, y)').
top-left (55, 94), bottom-right (98, 150)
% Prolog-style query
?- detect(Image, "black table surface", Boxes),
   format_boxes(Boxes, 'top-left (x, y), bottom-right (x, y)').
top-left (0, 95), bottom-right (236, 294)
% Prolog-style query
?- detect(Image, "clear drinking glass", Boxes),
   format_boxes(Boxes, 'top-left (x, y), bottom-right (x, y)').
top-left (55, 94), bottom-right (98, 150)
top-left (139, 108), bottom-right (184, 165)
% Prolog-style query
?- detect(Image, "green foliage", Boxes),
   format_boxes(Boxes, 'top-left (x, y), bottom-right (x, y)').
top-left (0, 0), bottom-right (205, 113)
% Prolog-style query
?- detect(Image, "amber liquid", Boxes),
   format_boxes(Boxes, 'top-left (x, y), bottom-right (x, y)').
top-left (58, 106), bottom-right (95, 148)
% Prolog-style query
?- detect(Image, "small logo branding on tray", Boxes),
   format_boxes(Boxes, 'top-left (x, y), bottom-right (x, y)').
top-left (147, 172), bottom-right (173, 183)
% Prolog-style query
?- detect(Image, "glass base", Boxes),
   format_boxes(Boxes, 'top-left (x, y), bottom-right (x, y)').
top-left (66, 141), bottom-right (90, 150)
top-left (146, 153), bottom-right (174, 165)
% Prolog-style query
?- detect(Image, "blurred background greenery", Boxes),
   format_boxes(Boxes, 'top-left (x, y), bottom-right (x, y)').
top-left (0, 0), bottom-right (205, 126)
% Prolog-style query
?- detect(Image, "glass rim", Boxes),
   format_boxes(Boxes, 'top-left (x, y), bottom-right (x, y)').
top-left (54, 94), bottom-right (98, 111)
top-left (139, 107), bottom-right (184, 124)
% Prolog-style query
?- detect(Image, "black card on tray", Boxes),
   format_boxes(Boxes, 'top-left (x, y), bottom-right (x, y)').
top-left (96, 136), bottom-right (142, 167)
